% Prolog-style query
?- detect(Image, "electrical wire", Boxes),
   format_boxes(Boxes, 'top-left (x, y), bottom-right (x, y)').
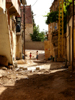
top-left (32, 0), bottom-right (38, 7)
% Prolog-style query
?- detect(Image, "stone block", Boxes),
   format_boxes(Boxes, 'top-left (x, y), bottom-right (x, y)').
top-left (57, 58), bottom-right (65, 62)
top-left (0, 55), bottom-right (8, 66)
top-left (36, 67), bottom-right (40, 70)
top-left (13, 63), bottom-right (18, 68)
top-left (1, 67), bottom-right (7, 70)
top-left (68, 66), bottom-right (72, 71)
top-left (24, 68), bottom-right (27, 70)
top-left (8, 65), bottom-right (13, 69)
top-left (0, 74), bottom-right (2, 78)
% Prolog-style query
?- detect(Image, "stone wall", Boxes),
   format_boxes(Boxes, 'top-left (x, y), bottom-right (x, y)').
top-left (25, 41), bottom-right (44, 50)
top-left (25, 24), bottom-right (33, 41)
top-left (16, 34), bottom-right (22, 59)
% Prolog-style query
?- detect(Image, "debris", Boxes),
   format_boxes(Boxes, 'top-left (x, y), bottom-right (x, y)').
top-left (25, 77), bottom-right (29, 79)
top-left (8, 72), bottom-right (10, 74)
top-left (16, 74), bottom-right (18, 76)
top-left (19, 67), bottom-right (27, 70)
top-left (36, 67), bottom-right (40, 70)
top-left (0, 74), bottom-right (2, 78)
top-left (15, 68), bottom-right (20, 71)
top-left (16, 60), bottom-right (27, 64)
top-left (23, 68), bottom-right (27, 70)
top-left (1, 67), bottom-right (7, 70)
top-left (0, 55), bottom-right (8, 66)
top-left (29, 70), bottom-right (32, 73)
top-left (13, 63), bottom-right (18, 68)
top-left (8, 65), bottom-right (13, 69)
top-left (70, 75), bottom-right (72, 77)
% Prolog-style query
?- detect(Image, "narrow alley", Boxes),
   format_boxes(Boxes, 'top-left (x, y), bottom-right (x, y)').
top-left (0, 0), bottom-right (75, 100)
top-left (0, 50), bottom-right (75, 100)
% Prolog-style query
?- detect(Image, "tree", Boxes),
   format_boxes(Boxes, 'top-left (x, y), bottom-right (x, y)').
top-left (45, 11), bottom-right (58, 25)
top-left (30, 11), bottom-right (46, 41)
top-left (30, 25), bottom-right (45, 41)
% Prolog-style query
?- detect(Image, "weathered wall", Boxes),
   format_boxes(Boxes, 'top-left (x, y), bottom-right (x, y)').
top-left (48, 24), bottom-right (54, 57)
top-left (67, 17), bottom-right (72, 63)
top-left (25, 42), bottom-right (44, 50)
top-left (50, 0), bottom-right (59, 12)
top-left (67, 17), bottom-right (75, 64)
top-left (25, 24), bottom-right (33, 41)
top-left (6, 0), bottom-right (20, 15)
top-left (10, 16), bottom-right (16, 60)
top-left (12, 31), bottom-right (16, 60)
top-left (47, 0), bottom-right (59, 58)
top-left (0, 12), bottom-right (13, 64)
top-left (48, 23), bottom-right (57, 57)
top-left (44, 41), bottom-right (50, 60)
top-left (0, 0), bottom-right (6, 11)
top-left (11, 0), bottom-right (20, 15)
top-left (16, 34), bottom-right (22, 59)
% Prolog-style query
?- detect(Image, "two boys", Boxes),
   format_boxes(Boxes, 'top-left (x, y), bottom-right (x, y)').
top-left (29, 51), bottom-right (38, 60)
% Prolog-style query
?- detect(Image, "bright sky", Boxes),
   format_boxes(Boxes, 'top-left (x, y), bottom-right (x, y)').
top-left (27, 0), bottom-right (54, 32)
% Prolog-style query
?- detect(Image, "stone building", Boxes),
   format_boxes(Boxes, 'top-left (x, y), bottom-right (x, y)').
top-left (0, 0), bottom-right (25, 66)
top-left (48, 0), bottom-right (66, 61)
top-left (66, 4), bottom-right (75, 70)
top-left (48, 0), bottom-right (59, 58)
top-left (21, 5), bottom-right (33, 42)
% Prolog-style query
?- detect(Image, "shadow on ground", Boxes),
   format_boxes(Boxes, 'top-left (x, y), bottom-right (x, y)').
top-left (0, 70), bottom-right (75, 100)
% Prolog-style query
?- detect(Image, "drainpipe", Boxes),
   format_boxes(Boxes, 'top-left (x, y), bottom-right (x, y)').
top-left (72, 0), bottom-right (74, 72)
top-left (23, 5), bottom-right (25, 59)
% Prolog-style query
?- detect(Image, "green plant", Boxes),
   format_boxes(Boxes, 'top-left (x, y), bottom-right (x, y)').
top-left (45, 11), bottom-right (58, 24)
top-left (30, 25), bottom-right (45, 41)
top-left (45, 0), bottom-right (72, 33)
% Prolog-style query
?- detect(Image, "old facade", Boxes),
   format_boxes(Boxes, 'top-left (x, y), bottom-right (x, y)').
top-left (0, 0), bottom-right (24, 66)
top-left (21, 5), bottom-right (33, 42)
top-left (66, 4), bottom-right (75, 69)
top-left (47, 0), bottom-right (66, 61)
top-left (48, 0), bottom-right (59, 58)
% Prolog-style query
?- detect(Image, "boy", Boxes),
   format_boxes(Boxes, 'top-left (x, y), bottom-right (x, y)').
top-left (29, 52), bottom-right (32, 60)
top-left (36, 51), bottom-right (38, 60)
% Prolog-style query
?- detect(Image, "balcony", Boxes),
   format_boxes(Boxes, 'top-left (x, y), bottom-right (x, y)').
top-left (6, 0), bottom-right (21, 16)
top-left (20, 0), bottom-right (26, 5)
top-left (0, 0), bottom-right (6, 11)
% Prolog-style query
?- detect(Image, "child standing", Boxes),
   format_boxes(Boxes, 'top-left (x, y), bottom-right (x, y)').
top-left (36, 51), bottom-right (38, 60)
top-left (29, 52), bottom-right (32, 60)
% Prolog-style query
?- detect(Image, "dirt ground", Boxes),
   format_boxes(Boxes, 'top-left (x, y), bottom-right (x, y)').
top-left (0, 50), bottom-right (75, 100)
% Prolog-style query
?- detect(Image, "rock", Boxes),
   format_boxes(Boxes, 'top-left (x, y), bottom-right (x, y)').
top-left (16, 60), bottom-right (27, 64)
top-left (0, 82), bottom-right (2, 85)
top-left (29, 70), bottom-right (32, 73)
top-left (8, 65), bottom-right (13, 69)
top-left (8, 72), bottom-right (10, 74)
top-left (0, 70), bottom-right (5, 75)
top-left (24, 68), bottom-right (27, 70)
top-left (36, 67), bottom-right (40, 70)
top-left (19, 67), bottom-right (27, 70)
top-left (13, 63), bottom-right (18, 68)
top-left (15, 68), bottom-right (20, 71)
top-left (0, 74), bottom-right (2, 78)
top-left (0, 55), bottom-right (8, 66)
top-left (19, 67), bottom-right (24, 70)
top-left (2, 67), bottom-right (7, 70)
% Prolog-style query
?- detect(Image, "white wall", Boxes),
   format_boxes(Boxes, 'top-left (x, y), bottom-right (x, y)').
top-left (11, 0), bottom-right (20, 15)
top-left (0, 0), bottom-right (6, 12)
top-left (0, 12), bottom-right (13, 64)
top-left (12, 31), bottom-right (16, 60)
